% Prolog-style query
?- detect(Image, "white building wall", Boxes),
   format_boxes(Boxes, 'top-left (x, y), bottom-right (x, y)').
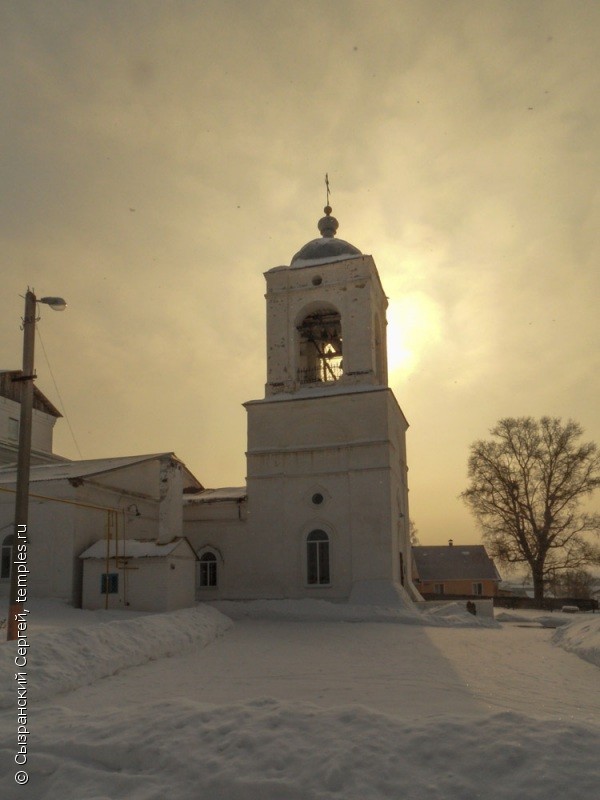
top-left (165, 554), bottom-right (197, 610)
top-left (184, 501), bottom-right (249, 599)
top-left (158, 459), bottom-right (184, 543)
top-left (0, 397), bottom-right (60, 465)
top-left (0, 460), bottom-right (179, 606)
top-left (185, 386), bottom-right (415, 602)
top-left (125, 559), bottom-right (167, 610)
top-left (82, 558), bottom-right (166, 611)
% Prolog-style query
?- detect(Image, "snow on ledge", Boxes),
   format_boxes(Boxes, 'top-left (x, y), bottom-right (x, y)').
top-left (0, 604), bottom-right (233, 708)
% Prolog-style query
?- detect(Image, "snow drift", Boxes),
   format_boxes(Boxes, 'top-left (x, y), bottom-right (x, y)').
top-left (2, 698), bottom-right (598, 800)
top-left (552, 614), bottom-right (600, 668)
top-left (0, 604), bottom-right (232, 708)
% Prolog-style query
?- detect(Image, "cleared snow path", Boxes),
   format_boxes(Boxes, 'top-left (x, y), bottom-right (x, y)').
top-left (58, 617), bottom-right (599, 723)
top-left (59, 620), bottom-right (484, 718)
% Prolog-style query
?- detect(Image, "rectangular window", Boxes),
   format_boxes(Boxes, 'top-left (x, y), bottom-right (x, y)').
top-left (307, 542), bottom-right (318, 585)
top-left (318, 540), bottom-right (330, 584)
top-left (100, 573), bottom-right (119, 594)
top-left (306, 536), bottom-right (330, 585)
top-left (434, 583), bottom-right (445, 595)
top-left (199, 560), bottom-right (217, 587)
top-left (473, 582), bottom-right (483, 596)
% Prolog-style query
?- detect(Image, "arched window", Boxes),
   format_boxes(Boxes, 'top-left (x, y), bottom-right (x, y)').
top-left (297, 308), bottom-right (343, 384)
top-left (199, 552), bottom-right (218, 588)
top-left (1, 534), bottom-right (13, 580)
top-left (306, 530), bottom-right (330, 585)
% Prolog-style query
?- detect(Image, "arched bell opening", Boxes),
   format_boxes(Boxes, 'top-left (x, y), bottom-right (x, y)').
top-left (296, 305), bottom-right (343, 385)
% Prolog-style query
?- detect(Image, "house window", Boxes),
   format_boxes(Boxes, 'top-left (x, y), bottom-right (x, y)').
top-left (199, 552), bottom-right (218, 587)
top-left (472, 582), bottom-right (483, 596)
top-left (306, 530), bottom-right (330, 585)
top-left (100, 573), bottom-right (119, 594)
top-left (1, 534), bottom-right (13, 580)
top-left (434, 583), bottom-right (445, 595)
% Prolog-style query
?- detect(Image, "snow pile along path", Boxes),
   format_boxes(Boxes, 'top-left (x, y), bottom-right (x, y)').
top-left (552, 614), bottom-right (600, 668)
top-left (0, 605), bottom-right (232, 707)
top-left (5, 698), bottom-right (598, 800)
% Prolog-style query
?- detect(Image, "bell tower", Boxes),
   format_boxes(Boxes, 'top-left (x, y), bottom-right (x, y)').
top-left (264, 206), bottom-right (388, 396)
top-left (243, 206), bottom-right (419, 605)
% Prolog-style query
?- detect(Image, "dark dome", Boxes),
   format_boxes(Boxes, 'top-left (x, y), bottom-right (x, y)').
top-left (290, 206), bottom-right (362, 266)
top-left (291, 237), bottom-right (362, 266)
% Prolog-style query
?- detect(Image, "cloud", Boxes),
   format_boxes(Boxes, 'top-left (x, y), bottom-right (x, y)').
top-left (1, 0), bottom-right (598, 541)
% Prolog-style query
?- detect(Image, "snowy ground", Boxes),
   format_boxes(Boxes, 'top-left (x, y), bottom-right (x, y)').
top-left (1, 599), bottom-right (599, 799)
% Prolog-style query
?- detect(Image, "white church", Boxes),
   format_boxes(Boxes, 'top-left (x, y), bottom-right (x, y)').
top-left (0, 206), bottom-right (420, 609)
top-left (183, 206), bottom-right (419, 605)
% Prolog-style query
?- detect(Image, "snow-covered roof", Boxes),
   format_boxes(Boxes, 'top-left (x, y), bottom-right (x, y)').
top-left (184, 486), bottom-right (247, 505)
top-left (291, 249), bottom-right (364, 269)
top-left (0, 453), bottom-right (202, 488)
top-left (80, 537), bottom-right (195, 559)
top-left (245, 384), bottom-right (388, 404)
top-left (288, 208), bottom-right (363, 267)
top-left (412, 545), bottom-right (501, 582)
top-left (244, 385), bottom-right (409, 429)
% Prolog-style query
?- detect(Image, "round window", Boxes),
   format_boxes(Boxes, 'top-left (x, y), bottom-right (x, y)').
top-left (312, 493), bottom-right (324, 505)
top-left (311, 276), bottom-right (323, 286)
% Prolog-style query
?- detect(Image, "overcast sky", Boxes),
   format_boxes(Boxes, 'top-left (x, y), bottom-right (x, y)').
top-left (1, 0), bottom-right (599, 546)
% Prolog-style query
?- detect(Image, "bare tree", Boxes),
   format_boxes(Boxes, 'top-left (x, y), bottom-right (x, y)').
top-left (461, 417), bottom-right (600, 606)
top-left (547, 568), bottom-right (595, 599)
top-left (409, 519), bottom-right (419, 546)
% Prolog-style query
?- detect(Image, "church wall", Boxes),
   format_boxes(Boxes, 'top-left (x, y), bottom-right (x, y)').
top-left (165, 553), bottom-right (197, 610)
top-left (246, 389), bottom-right (392, 453)
top-left (31, 408), bottom-right (56, 454)
top-left (0, 471), bottom-right (170, 606)
top-left (383, 391), bottom-right (410, 584)
top-left (245, 470), bottom-right (355, 599)
top-left (222, 386), bottom-right (408, 600)
top-left (0, 397), bottom-right (58, 465)
top-left (183, 501), bottom-right (250, 598)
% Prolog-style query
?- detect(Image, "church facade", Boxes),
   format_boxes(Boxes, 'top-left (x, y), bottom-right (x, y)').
top-left (184, 208), bottom-right (420, 604)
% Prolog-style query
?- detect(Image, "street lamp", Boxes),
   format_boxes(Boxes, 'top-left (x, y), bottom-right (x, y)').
top-left (7, 289), bottom-right (66, 641)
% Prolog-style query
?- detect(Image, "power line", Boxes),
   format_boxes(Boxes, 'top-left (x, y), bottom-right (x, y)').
top-left (36, 325), bottom-right (84, 459)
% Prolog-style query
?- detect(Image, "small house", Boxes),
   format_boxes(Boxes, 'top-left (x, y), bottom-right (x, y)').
top-left (412, 542), bottom-right (501, 598)
top-left (80, 537), bottom-right (197, 611)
